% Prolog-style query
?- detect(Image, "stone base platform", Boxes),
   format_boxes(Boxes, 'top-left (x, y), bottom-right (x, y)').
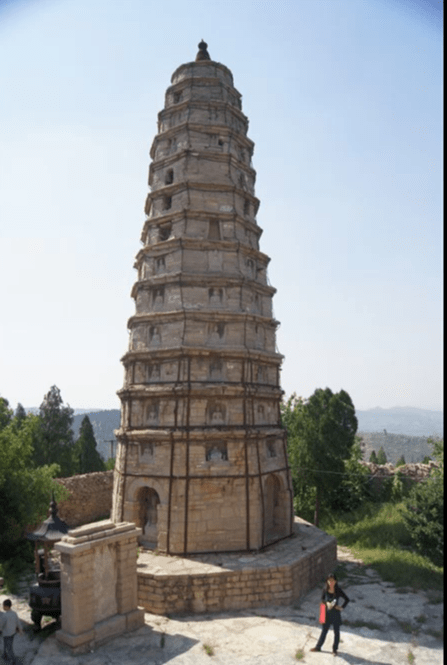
top-left (137, 517), bottom-right (336, 614)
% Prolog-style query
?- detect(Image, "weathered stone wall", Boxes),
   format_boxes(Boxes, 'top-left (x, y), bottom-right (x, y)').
top-left (56, 471), bottom-right (113, 528)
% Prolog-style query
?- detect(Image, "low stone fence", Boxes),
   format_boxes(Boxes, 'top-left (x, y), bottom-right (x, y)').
top-left (360, 461), bottom-right (439, 494)
top-left (56, 471), bottom-right (114, 528)
top-left (137, 518), bottom-right (336, 615)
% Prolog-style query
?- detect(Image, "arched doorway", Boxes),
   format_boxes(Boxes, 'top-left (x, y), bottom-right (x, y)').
top-left (264, 474), bottom-right (282, 543)
top-left (137, 487), bottom-right (160, 548)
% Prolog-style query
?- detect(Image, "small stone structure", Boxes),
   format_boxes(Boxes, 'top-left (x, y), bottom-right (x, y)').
top-left (112, 40), bottom-right (293, 555)
top-left (55, 521), bottom-right (144, 653)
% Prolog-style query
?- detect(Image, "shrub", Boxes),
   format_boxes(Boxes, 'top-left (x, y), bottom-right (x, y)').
top-left (400, 440), bottom-right (443, 567)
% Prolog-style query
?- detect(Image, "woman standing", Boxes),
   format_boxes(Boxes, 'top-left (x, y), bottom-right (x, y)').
top-left (310, 573), bottom-right (350, 656)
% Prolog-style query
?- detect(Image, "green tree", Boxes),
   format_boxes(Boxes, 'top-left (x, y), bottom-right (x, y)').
top-left (13, 403), bottom-right (27, 429)
top-left (330, 437), bottom-right (371, 513)
top-left (400, 439), bottom-right (443, 566)
top-left (396, 454), bottom-right (406, 467)
top-left (33, 386), bottom-right (75, 476)
top-left (283, 388), bottom-right (358, 526)
top-left (0, 397), bottom-right (13, 431)
top-left (391, 471), bottom-right (405, 501)
top-left (73, 416), bottom-right (105, 474)
top-left (377, 446), bottom-right (387, 465)
top-left (369, 450), bottom-right (378, 464)
top-left (0, 409), bottom-right (62, 562)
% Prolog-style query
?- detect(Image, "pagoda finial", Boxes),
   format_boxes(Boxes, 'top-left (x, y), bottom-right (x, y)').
top-left (196, 40), bottom-right (211, 61)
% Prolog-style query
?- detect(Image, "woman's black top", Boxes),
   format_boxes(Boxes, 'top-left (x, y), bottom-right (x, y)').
top-left (321, 584), bottom-right (350, 625)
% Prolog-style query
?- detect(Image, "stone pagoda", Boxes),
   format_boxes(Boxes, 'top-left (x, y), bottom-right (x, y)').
top-left (111, 41), bottom-right (293, 554)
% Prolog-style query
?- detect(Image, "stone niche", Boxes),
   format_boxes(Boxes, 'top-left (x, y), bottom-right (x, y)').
top-left (55, 521), bottom-right (144, 654)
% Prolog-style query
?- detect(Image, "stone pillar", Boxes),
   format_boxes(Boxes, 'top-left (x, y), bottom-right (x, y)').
top-left (55, 520), bottom-right (144, 653)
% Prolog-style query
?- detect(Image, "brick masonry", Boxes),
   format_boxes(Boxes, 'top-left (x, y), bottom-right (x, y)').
top-left (136, 517), bottom-right (336, 615)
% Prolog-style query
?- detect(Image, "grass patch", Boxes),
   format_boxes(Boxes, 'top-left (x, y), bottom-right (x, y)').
top-left (397, 621), bottom-right (415, 634)
top-left (295, 647), bottom-right (305, 660)
top-left (203, 643), bottom-right (214, 656)
top-left (320, 501), bottom-right (443, 591)
top-left (427, 628), bottom-right (443, 640)
top-left (344, 619), bottom-right (382, 631)
top-left (407, 650), bottom-right (415, 664)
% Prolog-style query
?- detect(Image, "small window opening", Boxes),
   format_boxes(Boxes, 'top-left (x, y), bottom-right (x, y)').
top-left (147, 402), bottom-right (159, 423)
top-left (244, 199), bottom-right (250, 216)
top-left (209, 404), bottom-right (226, 426)
top-left (208, 220), bottom-right (221, 240)
top-left (173, 91), bottom-right (182, 104)
top-left (206, 441), bottom-right (228, 461)
top-left (210, 358), bottom-right (223, 379)
top-left (149, 364), bottom-right (161, 380)
top-left (156, 256), bottom-right (166, 272)
top-left (159, 223), bottom-right (171, 241)
top-left (165, 169), bottom-right (174, 185)
top-left (267, 441), bottom-right (277, 458)
top-left (163, 196), bottom-right (172, 210)
top-left (149, 326), bottom-right (161, 347)
top-left (239, 173), bottom-right (245, 189)
top-left (217, 138), bottom-right (224, 147)
top-left (209, 287), bottom-right (223, 305)
top-left (210, 322), bottom-right (225, 340)
top-left (140, 442), bottom-right (154, 458)
top-left (153, 287), bottom-right (164, 305)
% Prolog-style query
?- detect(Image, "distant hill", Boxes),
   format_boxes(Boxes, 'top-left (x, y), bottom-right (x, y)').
top-left (68, 405), bottom-right (442, 463)
top-left (358, 432), bottom-right (438, 465)
top-left (356, 407), bottom-right (443, 437)
top-left (72, 410), bottom-right (120, 461)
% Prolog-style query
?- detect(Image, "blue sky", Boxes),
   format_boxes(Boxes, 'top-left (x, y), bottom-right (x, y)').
top-left (0, 0), bottom-right (443, 412)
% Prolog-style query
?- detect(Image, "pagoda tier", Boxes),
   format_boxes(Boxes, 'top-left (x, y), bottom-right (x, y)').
top-left (111, 43), bottom-right (293, 554)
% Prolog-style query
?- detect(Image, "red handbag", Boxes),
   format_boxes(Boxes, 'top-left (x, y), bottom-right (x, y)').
top-left (319, 603), bottom-right (326, 624)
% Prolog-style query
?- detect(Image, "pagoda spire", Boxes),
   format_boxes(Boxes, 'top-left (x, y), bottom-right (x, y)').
top-left (195, 39), bottom-right (211, 61)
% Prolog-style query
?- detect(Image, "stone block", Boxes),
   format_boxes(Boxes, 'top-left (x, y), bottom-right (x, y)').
top-left (126, 608), bottom-right (146, 632)
top-left (56, 628), bottom-right (96, 653)
top-left (94, 614), bottom-right (126, 645)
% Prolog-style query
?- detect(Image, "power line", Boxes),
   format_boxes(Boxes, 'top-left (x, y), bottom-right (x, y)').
top-left (292, 465), bottom-right (435, 479)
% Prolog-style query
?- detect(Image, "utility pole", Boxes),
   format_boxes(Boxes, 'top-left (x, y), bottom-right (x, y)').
top-left (104, 439), bottom-right (116, 460)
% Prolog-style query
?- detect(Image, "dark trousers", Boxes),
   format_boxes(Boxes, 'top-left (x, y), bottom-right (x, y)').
top-left (3, 634), bottom-right (16, 662)
top-left (316, 621), bottom-right (340, 651)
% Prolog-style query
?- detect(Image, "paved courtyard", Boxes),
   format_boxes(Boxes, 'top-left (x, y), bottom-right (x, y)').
top-left (1, 546), bottom-right (443, 665)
